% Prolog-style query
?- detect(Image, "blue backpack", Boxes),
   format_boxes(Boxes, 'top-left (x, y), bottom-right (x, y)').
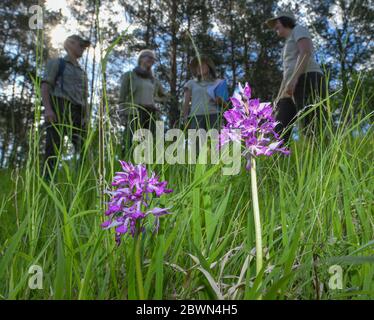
top-left (214, 79), bottom-right (229, 102)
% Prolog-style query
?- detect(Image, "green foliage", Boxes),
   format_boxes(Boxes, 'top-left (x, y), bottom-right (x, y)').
top-left (0, 83), bottom-right (373, 299)
top-left (0, 1), bottom-right (373, 300)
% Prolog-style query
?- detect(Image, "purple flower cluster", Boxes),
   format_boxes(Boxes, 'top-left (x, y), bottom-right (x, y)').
top-left (102, 161), bottom-right (173, 244)
top-left (219, 83), bottom-right (290, 168)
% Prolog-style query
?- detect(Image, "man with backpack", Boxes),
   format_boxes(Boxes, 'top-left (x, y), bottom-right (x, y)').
top-left (41, 34), bottom-right (90, 179)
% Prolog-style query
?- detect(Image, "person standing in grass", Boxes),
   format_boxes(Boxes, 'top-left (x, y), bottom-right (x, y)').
top-left (119, 49), bottom-right (167, 151)
top-left (265, 11), bottom-right (326, 143)
top-left (182, 55), bottom-right (228, 130)
top-left (41, 34), bottom-right (90, 180)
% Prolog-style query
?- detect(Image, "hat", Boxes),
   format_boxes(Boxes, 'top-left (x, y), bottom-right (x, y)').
top-left (190, 55), bottom-right (216, 78)
top-left (264, 11), bottom-right (296, 28)
top-left (138, 49), bottom-right (157, 64)
top-left (66, 35), bottom-right (91, 48)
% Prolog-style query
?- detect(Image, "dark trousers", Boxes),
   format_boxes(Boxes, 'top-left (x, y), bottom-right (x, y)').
top-left (123, 107), bottom-right (157, 154)
top-left (43, 97), bottom-right (86, 178)
top-left (188, 113), bottom-right (221, 130)
top-left (275, 72), bottom-right (327, 143)
top-left (187, 114), bottom-right (221, 154)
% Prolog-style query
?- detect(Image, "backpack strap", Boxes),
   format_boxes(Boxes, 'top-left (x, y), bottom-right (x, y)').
top-left (55, 58), bottom-right (66, 91)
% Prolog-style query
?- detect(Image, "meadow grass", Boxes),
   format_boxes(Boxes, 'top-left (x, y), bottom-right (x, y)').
top-left (0, 26), bottom-right (373, 300)
top-left (0, 86), bottom-right (373, 300)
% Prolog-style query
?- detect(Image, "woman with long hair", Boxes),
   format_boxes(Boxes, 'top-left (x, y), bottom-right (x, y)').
top-left (182, 55), bottom-right (228, 130)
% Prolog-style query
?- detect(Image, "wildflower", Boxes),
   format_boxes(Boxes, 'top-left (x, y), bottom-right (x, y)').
top-left (102, 160), bottom-right (173, 244)
top-left (219, 82), bottom-right (290, 168)
top-left (219, 82), bottom-right (290, 279)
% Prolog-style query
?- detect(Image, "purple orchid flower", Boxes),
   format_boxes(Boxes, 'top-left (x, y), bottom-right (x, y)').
top-left (219, 82), bottom-right (290, 168)
top-left (102, 161), bottom-right (173, 245)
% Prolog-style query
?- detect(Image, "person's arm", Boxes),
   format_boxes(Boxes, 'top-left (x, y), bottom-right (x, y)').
top-left (41, 59), bottom-right (59, 123)
top-left (152, 80), bottom-right (169, 113)
top-left (182, 87), bottom-right (192, 121)
top-left (276, 79), bottom-right (285, 99)
top-left (215, 96), bottom-right (228, 108)
top-left (119, 72), bottom-right (131, 107)
top-left (275, 78), bottom-right (290, 104)
top-left (284, 38), bottom-right (313, 96)
top-left (84, 74), bottom-right (90, 126)
top-left (155, 80), bottom-right (168, 102)
top-left (41, 83), bottom-right (56, 123)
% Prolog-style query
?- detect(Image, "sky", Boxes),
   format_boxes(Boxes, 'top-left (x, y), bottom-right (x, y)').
top-left (45, 0), bottom-right (133, 50)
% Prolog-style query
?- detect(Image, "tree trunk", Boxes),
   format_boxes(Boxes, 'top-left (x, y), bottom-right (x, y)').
top-left (169, 0), bottom-right (179, 127)
top-left (144, 0), bottom-right (152, 46)
top-left (229, 0), bottom-right (236, 86)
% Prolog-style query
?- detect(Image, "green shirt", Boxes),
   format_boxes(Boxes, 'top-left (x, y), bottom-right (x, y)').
top-left (119, 71), bottom-right (165, 113)
top-left (42, 55), bottom-right (88, 107)
top-left (282, 25), bottom-right (322, 82)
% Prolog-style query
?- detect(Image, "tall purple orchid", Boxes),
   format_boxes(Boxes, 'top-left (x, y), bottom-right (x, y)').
top-left (102, 160), bottom-right (173, 245)
top-left (219, 83), bottom-right (290, 281)
top-left (219, 82), bottom-right (290, 169)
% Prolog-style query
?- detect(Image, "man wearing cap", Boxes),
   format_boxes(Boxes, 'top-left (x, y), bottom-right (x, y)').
top-left (119, 49), bottom-right (167, 151)
top-left (265, 11), bottom-right (326, 142)
top-left (41, 34), bottom-right (90, 179)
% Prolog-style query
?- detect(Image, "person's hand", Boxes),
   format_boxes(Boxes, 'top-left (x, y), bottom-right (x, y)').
top-left (45, 108), bottom-right (56, 123)
top-left (216, 96), bottom-right (228, 108)
top-left (285, 79), bottom-right (298, 96)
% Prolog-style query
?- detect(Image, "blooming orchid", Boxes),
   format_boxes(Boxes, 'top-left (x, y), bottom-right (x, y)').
top-left (219, 82), bottom-right (291, 278)
top-left (102, 161), bottom-right (173, 245)
top-left (219, 82), bottom-right (290, 168)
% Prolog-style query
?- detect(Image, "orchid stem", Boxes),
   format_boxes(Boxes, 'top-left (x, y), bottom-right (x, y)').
top-left (135, 231), bottom-right (145, 300)
top-left (250, 157), bottom-right (263, 276)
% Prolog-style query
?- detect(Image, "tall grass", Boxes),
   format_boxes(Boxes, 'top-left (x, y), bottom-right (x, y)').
top-left (0, 23), bottom-right (373, 300)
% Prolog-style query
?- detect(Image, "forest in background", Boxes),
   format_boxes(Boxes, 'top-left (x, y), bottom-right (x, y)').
top-left (0, 0), bottom-right (373, 168)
